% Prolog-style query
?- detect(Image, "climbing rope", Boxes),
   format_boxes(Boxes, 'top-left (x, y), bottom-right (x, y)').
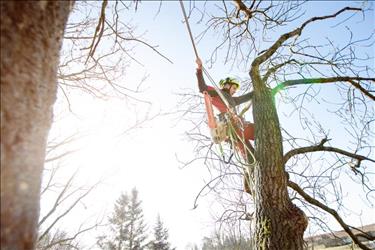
top-left (179, 0), bottom-right (234, 110)
top-left (179, 0), bottom-right (199, 59)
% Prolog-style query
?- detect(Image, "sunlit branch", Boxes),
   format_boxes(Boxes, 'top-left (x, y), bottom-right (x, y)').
top-left (40, 167), bottom-right (58, 196)
top-left (272, 77), bottom-right (375, 100)
top-left (42, 223), bottom-right (99, 250)
top-left (45, 150), bottom-right (77, 163)
top-left (262, 59), bottom-right (298, 83)
top-left (288, 181), bottom-right (374, 250)
top-left (283, 138), bottom-right (375, 166)
top-left (38, 183), bottom-right (98, 242)
top-left (347, 79), bottom-right (375, 101)
top-left (86, 0), bottom-right (108, 63)
top-left (252, 7), bottom-right (361, 67)
top-left (232, 0), bottom-right (255, 19)
top-left (38, 171), bottom-right (78, 227)
top-left (46, 133), bottom-right (80, 155)
top-left (192, 173), bottom-right (242, 210)
top-left (104, 19), bottom-right (173, 64)
top-left (232, 0), bottom-right (292, 26)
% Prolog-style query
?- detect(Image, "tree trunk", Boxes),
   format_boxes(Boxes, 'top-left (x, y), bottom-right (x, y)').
top-left (1, 2), bottom-right (72, 249)
top-left (251, 68), bottom-right (308, 249)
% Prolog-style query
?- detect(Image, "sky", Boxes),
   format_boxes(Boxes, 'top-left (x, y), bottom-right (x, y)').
top-left (41, 1), bottom-right (374, 249)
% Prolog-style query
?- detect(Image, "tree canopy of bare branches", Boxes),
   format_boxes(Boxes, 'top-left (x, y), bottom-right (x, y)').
top-left (179, 1), bottom-right (374, 249)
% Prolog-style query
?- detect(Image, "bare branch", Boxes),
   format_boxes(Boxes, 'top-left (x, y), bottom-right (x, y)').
top-left (288, 181), bottom-right (373, 250)
top-left (283, 138), bottom-right (375, 165)
top-left (44, 150), bottom-right (77, 163)
top-left (38, 182), bottom-right (99, 241)
top-left (272, 77), bottom-right (375, 100)
top-left (42, 224), bottom-right (99, 250)
top-left (232, 0), bottom-right (254, 20)
top-left (38, 171), bottom-right (78, 227)
top-left (192, 173), bottom-right (242, 210)
top-left (104, 19), bottom-right (173, 64)
top-left (86, 0), bottom-right (108, 63)
top-left (262, 59), bottom-right (298, 83)
top-left (252, 7), bottom-right (362, 67)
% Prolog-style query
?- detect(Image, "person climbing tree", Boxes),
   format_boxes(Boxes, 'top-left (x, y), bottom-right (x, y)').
top-left (196, 58), bottom-right (255, 194)
top-left (196, 58), bottom-right (255, 152)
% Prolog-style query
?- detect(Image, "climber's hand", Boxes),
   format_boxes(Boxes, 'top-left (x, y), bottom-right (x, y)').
top-left (196, 58), bottom-right (202, 70)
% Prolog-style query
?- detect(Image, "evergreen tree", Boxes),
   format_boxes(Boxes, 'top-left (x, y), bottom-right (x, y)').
top-left (127, 188), bottom-right (148, 250)
top-left (148, 214), bottom-right (172, 250)
top-left (98, 188), bottom-right (148, 250)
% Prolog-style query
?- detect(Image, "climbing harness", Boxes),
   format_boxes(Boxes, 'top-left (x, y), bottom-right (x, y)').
top-left (204, 91), bottom-right (228, 144)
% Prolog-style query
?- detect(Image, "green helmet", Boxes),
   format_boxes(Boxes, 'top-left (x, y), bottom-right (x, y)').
top-left (219, 77), bottom-right (240, 88)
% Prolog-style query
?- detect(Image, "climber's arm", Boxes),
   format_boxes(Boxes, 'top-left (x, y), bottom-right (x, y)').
top-left (196, 58), bottom-right (208, 93)
top-left (234, 91), bottom-right (253, 105)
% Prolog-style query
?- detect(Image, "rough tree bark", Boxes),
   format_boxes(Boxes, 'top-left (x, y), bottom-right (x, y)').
top-left (251, 65), bottom-right (308, 249)
top-left (1, 2), bottom-right (72, 249)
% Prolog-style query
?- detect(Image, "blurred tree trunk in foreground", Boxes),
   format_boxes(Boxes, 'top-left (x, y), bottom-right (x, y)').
top-left (1, 2), bottom-right (72, 249)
